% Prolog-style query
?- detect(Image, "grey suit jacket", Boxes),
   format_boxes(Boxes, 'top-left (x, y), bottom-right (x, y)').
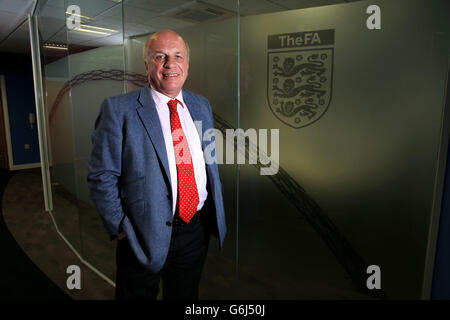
top-left (87, 86), bottom-right (226, 272)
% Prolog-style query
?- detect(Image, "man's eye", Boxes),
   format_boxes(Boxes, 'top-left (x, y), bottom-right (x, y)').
top-left (155, 55), bottom-right (164, 61)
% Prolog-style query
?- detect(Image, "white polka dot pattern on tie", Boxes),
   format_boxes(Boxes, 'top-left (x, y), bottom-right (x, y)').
top-left (167, 99), bottom-right (199, 223)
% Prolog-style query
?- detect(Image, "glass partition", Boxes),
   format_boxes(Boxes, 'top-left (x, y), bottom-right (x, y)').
top-left (35, 0), bottom-right (127, 281)
top-left (30, 0), bottom-right (450, 299)
top-left (36, 0), bottom-right (82, 254)
top-left (237, 0), bottom-right (450, 299)
top-left (65, 0), bottom-right (126, 281)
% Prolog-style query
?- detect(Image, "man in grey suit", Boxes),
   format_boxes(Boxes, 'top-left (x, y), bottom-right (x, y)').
top-left (87, 30), bottom-right (226, 300)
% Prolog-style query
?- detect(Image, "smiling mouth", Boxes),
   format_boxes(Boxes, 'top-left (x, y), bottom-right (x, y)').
top-left (163, 73), bottom-right (179, 78)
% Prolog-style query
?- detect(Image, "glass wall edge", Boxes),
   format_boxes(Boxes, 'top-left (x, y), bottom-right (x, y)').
top-left (28, 13), bottom-right (53, 212)
top-left (422, 55), bottom-right (450, 299)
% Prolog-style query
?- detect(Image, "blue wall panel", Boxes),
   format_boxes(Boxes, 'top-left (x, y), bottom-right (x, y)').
top-left (4, 72), bottom-right (40, 166)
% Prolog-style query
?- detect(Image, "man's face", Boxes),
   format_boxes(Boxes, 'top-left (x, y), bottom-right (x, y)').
top-left (145, 31), bottom-right (189, 98)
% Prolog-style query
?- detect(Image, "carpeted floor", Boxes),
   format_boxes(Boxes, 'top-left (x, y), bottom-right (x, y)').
top-left (0, 169), bottom-right (71, 300)
top-left (0, 169), bottom-right (114, 300)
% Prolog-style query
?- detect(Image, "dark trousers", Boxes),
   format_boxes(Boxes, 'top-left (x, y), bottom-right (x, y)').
top-left (115, 209), bottom-right (210, 300)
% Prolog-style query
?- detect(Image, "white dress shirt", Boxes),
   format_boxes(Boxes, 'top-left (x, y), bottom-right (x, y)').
top-left (151, 88), bottom-right (208, 215)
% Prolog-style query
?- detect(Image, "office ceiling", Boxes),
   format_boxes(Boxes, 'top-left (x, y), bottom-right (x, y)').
top-left (0, 0), bottom-right (354, 54)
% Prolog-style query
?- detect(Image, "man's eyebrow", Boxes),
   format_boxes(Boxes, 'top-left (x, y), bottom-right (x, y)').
top-left (152, 50), bottom-right (184, 56)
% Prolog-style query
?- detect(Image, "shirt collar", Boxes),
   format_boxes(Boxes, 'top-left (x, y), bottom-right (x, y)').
top-left (150, 87), bottom-right (185, 111)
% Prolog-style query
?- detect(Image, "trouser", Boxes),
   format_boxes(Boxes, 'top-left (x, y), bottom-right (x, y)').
top-left (115, 208), bottom-right (210, 300)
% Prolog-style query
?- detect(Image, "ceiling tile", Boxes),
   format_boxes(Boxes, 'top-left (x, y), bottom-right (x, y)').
top-left (125, 0), bottom-right (191, 13)
top-left (58, 0), bottom-right (119, 19)
top-left (0, 0), bottom-right (34, 14)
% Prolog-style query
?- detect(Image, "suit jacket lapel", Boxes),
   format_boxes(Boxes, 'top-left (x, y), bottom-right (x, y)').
top-left (136, 87), bottom-right (171, 185)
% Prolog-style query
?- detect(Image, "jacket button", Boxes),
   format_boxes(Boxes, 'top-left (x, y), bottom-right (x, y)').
top-left (166, 221), bottom-right (172, 227)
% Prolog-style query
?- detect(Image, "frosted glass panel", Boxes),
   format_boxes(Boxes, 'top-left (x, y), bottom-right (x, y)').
top-left (38, 0), bottom-right (82, 254)
top-left (238, 0), bottom-right (449, 299)
top-left (37, 0), bottom-right (127, 280)
top-left (65, 0), bottom-right (126, 280)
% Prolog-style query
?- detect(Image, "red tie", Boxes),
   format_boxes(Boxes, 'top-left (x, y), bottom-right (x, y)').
top-left (167, 99), bottom-right (199, 223)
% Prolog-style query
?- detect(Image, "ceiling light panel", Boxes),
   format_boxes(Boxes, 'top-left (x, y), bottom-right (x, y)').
top-left (199, 0), bottom-right (238, 12)
top-left (43, 43), bottom-right (68, 50)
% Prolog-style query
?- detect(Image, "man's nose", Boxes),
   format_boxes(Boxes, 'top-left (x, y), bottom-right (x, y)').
top-left (164, 56), bottom-right (176, 68)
